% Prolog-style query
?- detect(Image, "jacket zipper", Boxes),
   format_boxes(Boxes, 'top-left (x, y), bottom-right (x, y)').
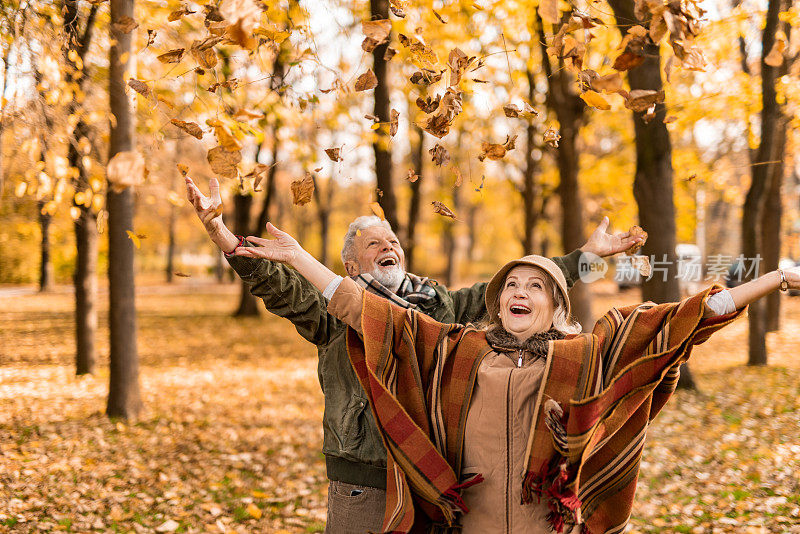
top-left (517, 349), bottom-right (523, 367)
top-left (505, 367), bottom-right (513, 533)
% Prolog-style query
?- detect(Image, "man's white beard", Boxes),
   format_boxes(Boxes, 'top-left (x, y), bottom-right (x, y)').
top-left (369, 264), bottom-right (405, 292)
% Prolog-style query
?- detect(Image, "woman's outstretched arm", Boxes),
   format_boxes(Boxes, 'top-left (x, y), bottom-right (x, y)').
top-left (725, 266), bottom-right (800, 309)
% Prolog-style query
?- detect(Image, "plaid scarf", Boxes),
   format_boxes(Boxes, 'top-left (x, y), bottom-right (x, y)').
top-left (354, 272), bottom-right (437, 309)
top-left (346, 285), bottom-right (745, 533)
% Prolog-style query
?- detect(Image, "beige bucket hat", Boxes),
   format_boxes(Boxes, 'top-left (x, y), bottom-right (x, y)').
top-left (485, 255), bottom-right (571, 321)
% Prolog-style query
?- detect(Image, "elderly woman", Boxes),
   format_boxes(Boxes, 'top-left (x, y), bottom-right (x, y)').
top-left (235, 222), bottom-right (799, 534)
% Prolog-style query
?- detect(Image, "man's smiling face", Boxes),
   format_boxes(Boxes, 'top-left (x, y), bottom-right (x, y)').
top-left (345, 225), bottom-right (406, 290)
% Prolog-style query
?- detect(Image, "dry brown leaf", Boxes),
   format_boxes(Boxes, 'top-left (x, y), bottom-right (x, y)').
top-left (233, 108), bottom-right (264, 121)
top-left (190, 41), bottom-right (218, 69)
top-left (206, 119), bottom-right (242, 151)
top-left (145, 29), bottom-right (157, 48)
top-left (244, 163), bottom-right (270, 191)
top-left (580, 90), bottom-right (611, 110)
top-left (290, 174), bottom-right (315, 206)
top-left (361, 19), bottom-right (392, 52)
top-left (432, 200), bottom-right (456, 219)
top-left (170, 119), bottom-right (204, 139)
top-left (416, 95), bottom-right (441, 113)
top-left (107, 151), bottom-right (145, 193)
top-left (207, 146), bottom-right (241, 179)
top-left (173, 271), bottom-right (191, 277)
top-left (478, 135), bottom-right (517, 161)
top-left (625, 225), bottom-right (648, 255)
top-left (422, 87), bottom-right (462, 138)
top-left (168, 4), bottom-right (195, 22)
top-left (625, 89), bottom-right (664, 113)
top-left (384, 47), bottom-right (397, 61)
top-left (407, 169), bottom-right (419, 182)
top-left (112, 15), bottom-right (138, 34)
top-left (544, 128), bottom-right (561, 148)
top-left (429, 144), bottom-right (450, 166)
top-left (452, 166), bottom-right (463, 187)
top-left (157, 48), bottom-right (185, 63)
top-left (176, 163), bottom-right (189, 176)
top-left (631, 254), bottom-right (652, 277)
top-left (324, 148), bottom-right (343, 162)
top-left (409, 70), bottom-right (444, 85)
top-left (447, 47), bottom-right (470, 85)
top-left (765, 36), bottom-right (786, 67)
top-left (389, 109), bottom-right (399, 137)
top-left (432, 9), bottom-right (446, 23)
top-left (355, 70), bottom-right (378, 91)
top-left (389, 0), bottom-right (408, 17)
top-left (591, 72), bottom-right (623, 93)
top-left (503, 102), bottom-right (538, 119)
top-left (127, 79), bottom-right (154, 100)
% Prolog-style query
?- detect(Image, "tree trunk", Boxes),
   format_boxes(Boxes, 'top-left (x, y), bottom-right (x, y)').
top-left (73, 206), bottom-right (97, 375)
top-left (38, 201), bottom-right (54, 292)
top-left (405, 126), bottom-right (424, 272)
top-left (741, 0), bottom-right (784, 365)
top-left (106, 0), bottom-right (141, 419)
top-left (166, 201), bottom-right (176, 283)
top-left (233, 193), bottom-right (260, 316)
top-left (0, 46), bottom-right (10, 197)
top-left (762, 129), bottom-right (784, 332)
top-left (522, 70), bottom-right (539, 255)
top-left (370, 0), bottom-right (399, 232)
top-left (606, 0), bottom-right (694, 389)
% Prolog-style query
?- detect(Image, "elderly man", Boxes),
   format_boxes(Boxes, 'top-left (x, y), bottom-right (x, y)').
top-left (185, 177), bottom-right (637, 533)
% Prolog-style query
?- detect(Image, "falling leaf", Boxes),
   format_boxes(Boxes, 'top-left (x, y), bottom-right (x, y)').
top-left (389, 0), bottom-right (408, 17)
top-left (291, 174), bottom-right (315, 206)
top-left (389, 109), bottom-right (399, 137)
top-left (233, 108), bottom-right (264, 121)
top-left (126, 230), bottom-right (141, 249)
top-left (173, 271), bottom-right (191, 277)
top-left (364, 114), bottom-right (379, 121)
top-left (384, 47), bottom-right (397, 61)
top-left (544, 128), bottom-right (561, 148)
top-left (765, 35), bottom-right (786, 67)
top-left (246, 503), bottom-right (262, 519)
top-left (416, 95), bottom-right (440, 113)
top-left (407, 169), bottom-right (419, 182)
top-left (107, 151), bottom-right (145, 192)
top-left (112, 15), bottom-right (138, 34)
top-left (631, 255), bottom-right (652, 277)
top-left (539, 0), bottom-right (559, 23)
top-left (369, 202), bottom-right (386, 220)
top-left (625, 89), bottom-right (665, 113)
top-left (432, 200), bottom-right (456, 219)
top-left (474, 175), bottom-right (485, 192)
top-left (168, 3), bottom-right (195, 22)
top-left (447, 47), bottom-right (470, 85)
top-left (157, 48), bottom-right (185, 64)
top-left (244, 164), bottom-right (270, 191)
top-left (642, 105), bottom-right (657, 123)
top-left (127, 79), bottom-right (154, 100)
top-left (429, 144), bottom-right (450, 166)
top-left (324, 148), bottom-right (343, 162)
top-left (409, 70), bottom-right (444, 85)
top-left (502, 102), bottom-right (538, 119)
top-left (170, 119), bottom-right (204, 139)
top-left (190, 40), bottom-right (218, 69)
top-left (452, 166), bottom-right (463, 187)
top-left (176, 163), bottom-right (189, 177)
top-left (591, 72), bottom-right (624, 93)
top-left (580, 90), bottom-right (611, 110)
top-left (361, 19), bottom-right (391, 52)
top-left (625, 225), bottom-right (648, 255)
top-left (478, 135), bottom-right (517, 161)
top-left (399, 34), bottom-right (438, 69)
top-left (422, 87), bottom-right (462, 138)
top-left (432, 9), bottom-right (446, 23)
top-left (206, 119), bottom-right (242, 151)
top-left (354, 69), bottom-right (378, 91)
top-left (207, 146), bottom-right (241, 179)
top-left (145, 29), bottom-right (157, 48)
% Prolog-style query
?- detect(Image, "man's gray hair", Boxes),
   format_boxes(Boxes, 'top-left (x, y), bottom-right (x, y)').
top-left (341, 215), bottom-right (395, 264)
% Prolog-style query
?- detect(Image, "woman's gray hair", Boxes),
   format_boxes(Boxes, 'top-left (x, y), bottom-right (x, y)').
top-left (483, 269), bottom-right (582, 335)
top-left (341, 215), bottom-right (395, 264)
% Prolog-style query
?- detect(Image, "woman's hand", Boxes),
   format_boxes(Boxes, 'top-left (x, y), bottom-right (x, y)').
top-left (580, 216), bottom-right (643, 258)
top-left (234, 223), bottom-right (302, 265)
top-left (782, 266), bottom-right (800, 290)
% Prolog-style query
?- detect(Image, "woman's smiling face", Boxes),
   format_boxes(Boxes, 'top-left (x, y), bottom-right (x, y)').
top-left (498, 266), bottom-right (555, 341)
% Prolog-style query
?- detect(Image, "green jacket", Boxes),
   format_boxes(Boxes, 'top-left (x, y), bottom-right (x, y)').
top-left (226, 249), bottom-right (583, 489)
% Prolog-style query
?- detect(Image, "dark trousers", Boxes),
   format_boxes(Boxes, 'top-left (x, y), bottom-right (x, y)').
top-left (324, 481), bottom-right (386, 534)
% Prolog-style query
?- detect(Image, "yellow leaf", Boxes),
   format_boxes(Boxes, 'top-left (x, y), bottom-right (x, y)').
top-left (370, 202), bottom-right (386, 220)
top-left (126, 230), bottom-right (141, 249)
top-left (251, 490), bottom-right (268, 498)
top-left (580, 90), bottom-right (611, 110)
top-left (246, 503), bottom-right (262, 519)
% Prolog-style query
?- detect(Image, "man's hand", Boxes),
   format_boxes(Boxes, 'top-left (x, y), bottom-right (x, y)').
top-left (185, 177), bottom-right (224, 232)
top-left (234, 223), bottom-right (303, 265)
top-left (580, 217), bottom-right (642, 258)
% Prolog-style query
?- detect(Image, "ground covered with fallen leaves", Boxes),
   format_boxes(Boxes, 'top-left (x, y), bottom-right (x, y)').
top-left (1, 281), bottom-right (798, 533)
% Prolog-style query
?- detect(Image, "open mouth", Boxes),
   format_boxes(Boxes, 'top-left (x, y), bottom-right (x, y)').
top-left (377, 257), bottom-right (398, 267)
top-left (509, 304), bottom-right (531, 315)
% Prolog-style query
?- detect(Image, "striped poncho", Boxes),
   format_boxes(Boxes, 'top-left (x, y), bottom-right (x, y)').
top-left (345, 285), bottom-right (744, 533)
